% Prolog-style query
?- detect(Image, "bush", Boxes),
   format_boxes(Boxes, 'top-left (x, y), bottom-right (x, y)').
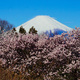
top-left (0, 64), bottom-right (26, 80)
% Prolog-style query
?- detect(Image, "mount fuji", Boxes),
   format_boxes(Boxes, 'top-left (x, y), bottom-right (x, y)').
top-left (16, 15), bottom-right (72, 36)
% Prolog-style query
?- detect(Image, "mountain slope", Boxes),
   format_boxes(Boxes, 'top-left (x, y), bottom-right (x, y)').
top-left (16, 15), bottom-right (72, 34)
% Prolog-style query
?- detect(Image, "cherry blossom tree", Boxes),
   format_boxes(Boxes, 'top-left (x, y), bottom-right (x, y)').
top-left (0, 27), bottom-right (80, 80)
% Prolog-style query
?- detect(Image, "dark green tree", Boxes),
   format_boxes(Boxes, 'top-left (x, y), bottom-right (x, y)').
top-left (29, 26), bottom-right (37, 34)
top-left (12, 27), bottom-right (16, 31)
top-left (12, 27), bottom-right (16, 33)
top-left (19, 26), bottom-right (26, 34)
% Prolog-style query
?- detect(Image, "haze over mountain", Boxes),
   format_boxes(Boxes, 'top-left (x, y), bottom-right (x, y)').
top-left (16, 15), bottom-right (72, 35)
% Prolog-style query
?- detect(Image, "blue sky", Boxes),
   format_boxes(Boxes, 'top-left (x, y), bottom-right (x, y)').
top-left (0, 0), bottom-right (80, 29)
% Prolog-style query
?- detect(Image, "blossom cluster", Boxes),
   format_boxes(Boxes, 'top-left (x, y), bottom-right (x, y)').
top-left (0, 28), bottom-right (80, 80)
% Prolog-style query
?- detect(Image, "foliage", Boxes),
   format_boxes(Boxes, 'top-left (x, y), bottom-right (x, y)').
top-left (0, 27), bottom-right (80, 80)
top-left (19, 26), bottom-right (26, 34)
top-left (0, 64), bottom-right (26, 80)
top-left (13, 28), bottom-right (16, 31)
top-left (29, 26), bottom-right (37, 34)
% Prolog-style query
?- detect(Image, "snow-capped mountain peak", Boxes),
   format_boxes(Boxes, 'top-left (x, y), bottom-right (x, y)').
top-left (16, 15), bottom-right (72, 34)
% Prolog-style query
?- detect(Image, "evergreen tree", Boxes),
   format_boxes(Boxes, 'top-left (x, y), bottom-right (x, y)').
top-left (12, 27), bottom-right (16, 33)
top-left (19, 26), bottom-right (26, 34)
top-left (29, 26), bottom-right (37, 34)
top-left (13, 28), bottom-right (16, 31)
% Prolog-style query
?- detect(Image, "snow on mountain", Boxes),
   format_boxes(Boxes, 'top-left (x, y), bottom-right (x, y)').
top-left (16, 15), bottom-right (72, 35)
